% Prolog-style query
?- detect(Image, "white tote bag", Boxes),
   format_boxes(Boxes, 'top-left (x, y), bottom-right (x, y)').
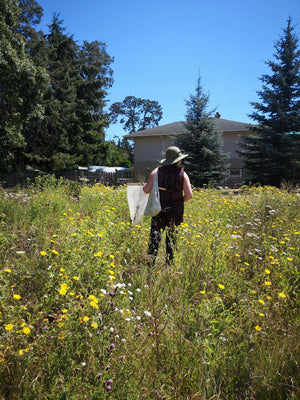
top-left (144, 171), bottom-right (161, 217)
top-left (127, 184), bottom-right (149, 225)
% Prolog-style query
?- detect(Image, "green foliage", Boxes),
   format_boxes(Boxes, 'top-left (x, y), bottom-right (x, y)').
top-left (109, 95), bottom-right (163, 133)
top-left (175, 77), bottom-right (229, 187)
top-left (239, 17), bottom-right (300, 186)
top-left (0, 180), bottom-right (299, 399)
top-left (0, 0), bottom-right (49, 172)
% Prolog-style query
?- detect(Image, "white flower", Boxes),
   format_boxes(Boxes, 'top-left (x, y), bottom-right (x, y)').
top-left (136, 288), bottom-right (141, 292)
top-left (144, 311), bottom-right (151, 318)
top-left (110, 327), bottom-right (114, 332)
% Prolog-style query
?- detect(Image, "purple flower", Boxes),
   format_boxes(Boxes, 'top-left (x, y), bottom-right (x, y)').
top-left (120, 355), bottom-right (125, 360)
top-left (106, 365), bottom-right (111, 370)
top-left (106, 385), bottom-right (111, 391)
top-left (110, 343), bottom-right (114, 348)
top-left (97, 373), bottom-right (102, 379)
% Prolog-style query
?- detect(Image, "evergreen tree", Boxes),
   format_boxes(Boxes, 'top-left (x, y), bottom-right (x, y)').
top-left (175, 77), bottom-right (229, 187)
top-left (74, 40), bottom-right (114, 166)
top-left (23, 14), bottom-right (80, 171)
top-left (0, 0), bottom-right (48, 172)
top-left (238, 17), bottom-right (300, 186)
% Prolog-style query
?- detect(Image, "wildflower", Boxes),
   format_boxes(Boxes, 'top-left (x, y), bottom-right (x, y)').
top-left (4, 269), bottom-right (11, 273)
top-left (91, 322), bottom-right (98, 329)
top-left (264, 281), bottom-right (272, 286)
top-left (218, 284), bottom-right (225, 290)
top-left (286, 257), bottom-right (293, 262)
top-left (255, 325), bottom-right (262, 331)
top-left (83, 316), bottom-right (89, 322)
top-left (13, 294), bottom-right (21, 300)
top-left (73, 276), bottom-right (79, 281)
top-left (23, 327), bottom-right (31, 335)
top-left (5, 324), bottom-right (14, 331)
top-left (40, 251), bottom-right (46, 256)
top-left (51, 250), bottom-right (58, 255)
top-left (258, 299), bottom-right (265, 305)
top-left (93, 251), bottom-right (103, 257)
top-left (90, 301), bottom-right (99, 309)
top-left (265, 268), bottom-right (271, 274)
top-left (259, 313), bottom-right (265, 317)
top-left (279, 292), bottom-right (286, 298)
top-left (200, 290), bottom-right (206, 295)
top-left (144, 311), bottom-right (151, 318)
top-left (18, 349), bottom-right (24, 356)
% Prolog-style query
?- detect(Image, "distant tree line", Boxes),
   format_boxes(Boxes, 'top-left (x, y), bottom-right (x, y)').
top-left (0, 0), bottom-right (163, 173)
top-left (1, 2), bottom-right (299, 187)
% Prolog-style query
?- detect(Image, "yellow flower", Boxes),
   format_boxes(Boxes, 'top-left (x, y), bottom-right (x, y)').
top-left (18, 349), bottom-right (24, 356)
top-left (279, 292), bottom-right (286, 298)
top-left (90, 301), bottom-right (99, 309)
top-left (258, 299), bottom-right (265, 305)
top-left (5, 324), bottom-right (14, 331)
top-left (200, 290), bottom-right (206, 295)
top-left (73, 276), bottom-right (79, 281)
top-left (23, 327), bottom-right (31, 335)
top-left (83, 316), bottom-right (89, 322)
top-left (40, 251), bottom-right (46, 256)
top-left (4, 269), bottom-right (11, 273)
top-left (255, 325), bottom-right (262, 331)
top-left (93, 251), bottom-right (103, 257)
top-left (91, 322), bottom-right (98, 329)
top-left (218, 284), bottom-right (225, 290)
top-left (61, 309), bottom-right (68, 314)
top-left (265, 269), bottom-right (271, 274)
top-left (51, 250), bottom-right (59, 255)
top-left (264, 281), bottom-right (272, 286)
top-left (286, 257), bottom-right (293, 262)
top-left (259, 313), bottom-right (265, 317)
top-left (13, 294), bottom-right (21, 300)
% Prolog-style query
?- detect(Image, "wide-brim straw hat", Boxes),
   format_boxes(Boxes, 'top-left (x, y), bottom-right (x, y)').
top-left (160, 146), bottom-right (188, 166)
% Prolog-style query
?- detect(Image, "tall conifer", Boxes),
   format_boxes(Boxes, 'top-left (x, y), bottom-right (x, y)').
top-left (238, 17), bottom-right (300, 185)
top-left (175, 77), bottom-right (229, 187)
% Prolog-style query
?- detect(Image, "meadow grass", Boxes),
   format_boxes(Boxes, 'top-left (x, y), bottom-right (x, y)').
top-left (0, 175), bottom-right (299, 399)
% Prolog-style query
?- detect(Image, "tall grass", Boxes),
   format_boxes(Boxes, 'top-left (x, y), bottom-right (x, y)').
top-left (0, 176), bottom-right (299, 399)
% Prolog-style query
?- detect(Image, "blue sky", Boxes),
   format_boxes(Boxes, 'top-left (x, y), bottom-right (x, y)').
top-left (37, 0), bottom-right (300, 140)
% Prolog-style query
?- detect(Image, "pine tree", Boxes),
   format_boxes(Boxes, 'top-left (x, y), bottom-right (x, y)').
top-left (74, 40), bottom-right (114, 166)
top-left (238, 17), bottom-right (300, 186)
top-left (23, 14), bottom-right (80, 171)
top-left (175, 77), bottom-right (229, 187)
top-left (0, 0), bottom-right (48, 172)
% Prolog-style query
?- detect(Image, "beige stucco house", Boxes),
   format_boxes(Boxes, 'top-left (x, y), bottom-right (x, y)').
top-left (124, 117), bottom-right (252, 171)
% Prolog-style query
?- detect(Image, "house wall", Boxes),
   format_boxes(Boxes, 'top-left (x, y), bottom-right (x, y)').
top-left (222, 131), bottom-right (251, 168)
top-left (133, 131), bottom-right (251, 169)
top-left (133, 136), bottom-right (173, 169)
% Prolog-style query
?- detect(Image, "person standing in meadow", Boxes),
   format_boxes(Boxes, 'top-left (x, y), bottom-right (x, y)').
top-left (143, 146), bottom-right (193, 265)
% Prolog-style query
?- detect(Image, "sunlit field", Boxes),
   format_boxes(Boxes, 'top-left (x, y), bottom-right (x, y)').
top-left (0, 176), bottom-right (299, 399)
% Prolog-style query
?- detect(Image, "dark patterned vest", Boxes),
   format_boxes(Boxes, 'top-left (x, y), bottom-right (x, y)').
top-left (153, 165), bottom-right (184, 229)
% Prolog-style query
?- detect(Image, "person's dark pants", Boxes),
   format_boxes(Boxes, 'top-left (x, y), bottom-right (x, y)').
top-left (148, 218), bottom-right (177, 265)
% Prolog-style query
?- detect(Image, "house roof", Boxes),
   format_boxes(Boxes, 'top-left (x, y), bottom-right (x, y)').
top-left (124, 118), bottom-right (251, 139)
